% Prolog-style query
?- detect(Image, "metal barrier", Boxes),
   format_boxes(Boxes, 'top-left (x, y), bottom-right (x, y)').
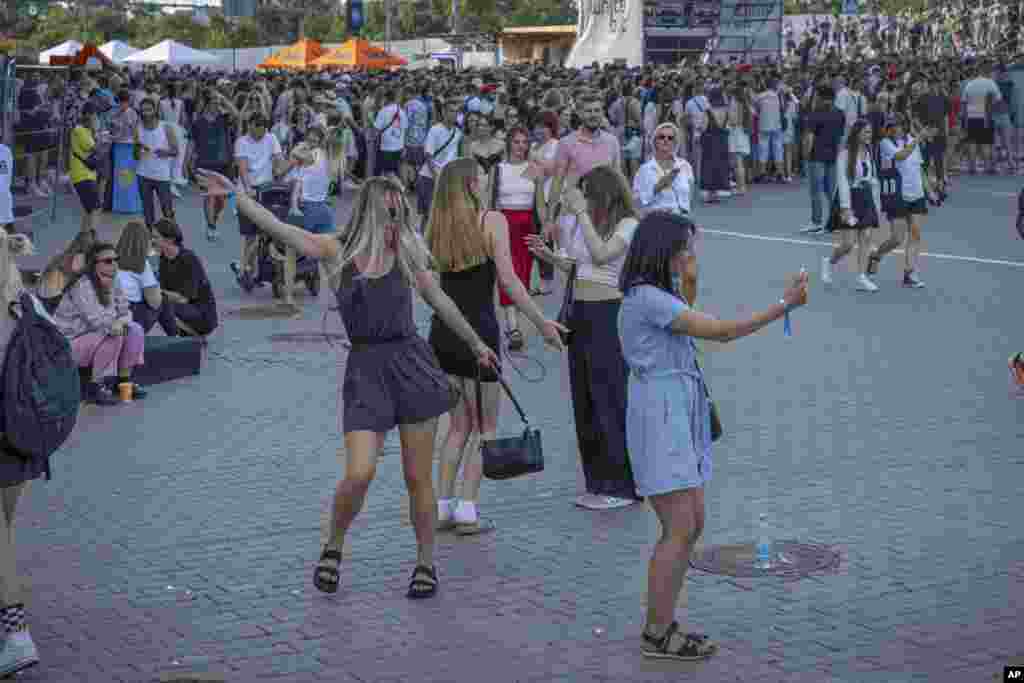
top-left (0, 56), bottom-right (72, 232)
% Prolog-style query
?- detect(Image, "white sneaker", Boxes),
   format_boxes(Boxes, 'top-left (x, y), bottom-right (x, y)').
top-left (821, 256), bottom-right (833, 285)
top-left (856, 273), bottom-right (879, 292)
top-left (716, 190), bottom-right (733, 199)
top-left (799, 221), bottom-right (823, 234)
top-left (437, 498), bottom-right (455, 529)
top-left (453, 500), bottom-right (478, 525)
top-left (582, 495), bottom-right (638, 510)
top-left (171, 185), bottom-right (183, 198)
top-left (0, 631), bottom-right (39, 677)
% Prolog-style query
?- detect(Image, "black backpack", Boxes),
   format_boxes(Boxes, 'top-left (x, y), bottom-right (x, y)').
top-left (0, 293), bottom-right (80, 480)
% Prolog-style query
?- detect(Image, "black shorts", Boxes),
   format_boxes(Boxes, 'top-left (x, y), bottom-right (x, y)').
top-left (74, 180), bottom-right (101, 213)
top-left (375, 150), bottom-right (402, 177)
top-left (888, 196), bottom-right (928, 219)
top-left (965, 118), bottom-right (994, 146)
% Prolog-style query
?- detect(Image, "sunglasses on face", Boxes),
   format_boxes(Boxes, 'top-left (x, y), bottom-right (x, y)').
top-left (97, 257), bottom-right (119, 265)
top-left (656, 134), bottom-right (675, 141)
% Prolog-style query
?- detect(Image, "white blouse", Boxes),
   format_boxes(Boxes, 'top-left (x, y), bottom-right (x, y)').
top-left (299, 155), bottom-right (331, 203)
top-left (568, 216), bottom-right (640, 288)
top-left (835, 147), bottom-right (878, 210)
top-left (496, 161), bottom-right (534, 210)
top-left (633, 157), bottom-right (694, 215)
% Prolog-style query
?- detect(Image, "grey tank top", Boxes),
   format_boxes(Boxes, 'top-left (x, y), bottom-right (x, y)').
top-left (334, 262), bottom-right (416, 345)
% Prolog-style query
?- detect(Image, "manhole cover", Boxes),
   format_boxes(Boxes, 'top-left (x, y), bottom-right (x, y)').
top-left (225, 303), bottom-right (302, 320)
top-left (267, 332), bottom-right (349, 345)
top-left (690, 540), bottom-right (840, 578)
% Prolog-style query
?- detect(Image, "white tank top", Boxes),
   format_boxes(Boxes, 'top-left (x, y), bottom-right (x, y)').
top-left (568, 217), bottom-right (639, 288)
top-left (136, 123), bottom-right (172, 182)
top-left (496, 161), bottom-right (534, 210)
top-left (300, 155), bottom-right (331, 203)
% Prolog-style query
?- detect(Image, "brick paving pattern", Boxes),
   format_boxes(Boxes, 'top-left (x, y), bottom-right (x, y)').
top-left (9, 175), bottom-right (1024, 682)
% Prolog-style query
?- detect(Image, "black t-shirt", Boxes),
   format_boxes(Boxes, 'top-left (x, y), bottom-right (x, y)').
top-left (191, 114), bottom-right (232, 166)
top-left (159, 248), bottom-right (218, 332)
top-left (804, 107), bottom-right (846, 163)
top-left (914, 94), bottom-right (948, 130)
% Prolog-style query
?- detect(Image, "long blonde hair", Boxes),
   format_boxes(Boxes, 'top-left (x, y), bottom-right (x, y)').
top-left (327, 176), bottom-right (431, 290)
top-left (425, 158), bottom-right (490, 273)
top-left (0, 232), bottom-right (33, 311)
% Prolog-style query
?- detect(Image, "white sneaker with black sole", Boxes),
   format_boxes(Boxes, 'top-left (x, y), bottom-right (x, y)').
top-left (0, 631), bottom-right (39, 677)
top-left (582, 495), bottom-right (639, 510)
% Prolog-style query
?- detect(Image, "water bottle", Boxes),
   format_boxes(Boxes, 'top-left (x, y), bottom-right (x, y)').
top-left (755, 512), bottom-right (773, 570)
top-left (228, 192), bottom-right (238, 217)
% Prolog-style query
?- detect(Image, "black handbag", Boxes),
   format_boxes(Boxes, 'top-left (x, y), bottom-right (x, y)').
top-left (478, 372), bottom-right (544, 480)
top-left (555, 261), bottom-right (576, 346)
top-left (850, 184), bottom-right (879, 228)
top-left (879, 164), bottom-right (903, 216)
top-left (694, 357), bottom-right (722, 442)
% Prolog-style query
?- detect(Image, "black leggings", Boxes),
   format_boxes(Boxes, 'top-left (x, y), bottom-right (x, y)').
top-left (158, 301), bottom-right (212, 337)
top-left (567, 298), bottom-right (639, 500)
top-left (137, 175), bottom-right (174, 228)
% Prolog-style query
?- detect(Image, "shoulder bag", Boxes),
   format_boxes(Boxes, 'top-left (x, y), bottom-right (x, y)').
top-left (477, 371), bottom-right (544, 480)
top-left (556, 258), bottom-right (576, 346)
top-left (693, 355), bottom-right (722, 442)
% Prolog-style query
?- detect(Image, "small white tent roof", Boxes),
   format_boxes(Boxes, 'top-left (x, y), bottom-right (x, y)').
top-left (99, 40), bottom-right (139, 64)
top-left (39, 40), bottom-right (83, 65)
top-left (123, 40), bottom-right (220, 66)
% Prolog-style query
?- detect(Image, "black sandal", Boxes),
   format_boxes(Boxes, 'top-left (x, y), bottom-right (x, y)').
top-left (866, 251), bottom-right (881, 276)
top-left (640, 621), bottom-right (718, 661)
top-left (313, 546), bottom-right (342, 594)
top-left (406, 564), bottom-right (438, 599)
top-left (507, 329), bottom-right (525, 352)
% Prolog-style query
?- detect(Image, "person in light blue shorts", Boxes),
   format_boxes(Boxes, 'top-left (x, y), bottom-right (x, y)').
top-left (617, 211), bottom-right (808, 663)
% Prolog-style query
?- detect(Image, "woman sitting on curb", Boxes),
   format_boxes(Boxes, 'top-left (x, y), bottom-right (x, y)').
top-left (52, 242), bottom-right (147, 405)
top-left (152, 219), bottom-right (218, 339)
top-left (36, 231), bottom-right (95, 314)
top-left (116, 221), bottom-right (162, 332)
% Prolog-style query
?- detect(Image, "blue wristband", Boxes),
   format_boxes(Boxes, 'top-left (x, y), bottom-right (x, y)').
top-left (780, 299), bottom-right (793, 336)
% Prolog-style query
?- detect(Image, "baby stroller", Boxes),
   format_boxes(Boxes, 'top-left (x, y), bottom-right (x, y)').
top-left (239, 184), bottom-right (320, 299)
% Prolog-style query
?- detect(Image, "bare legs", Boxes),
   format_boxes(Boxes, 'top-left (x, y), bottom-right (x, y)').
top-left (644, 487), bottom-right (704, 636)
top-left (322, 418), bottom-right (441, 582)
top-left (436, 377), bottom-right (498, 516)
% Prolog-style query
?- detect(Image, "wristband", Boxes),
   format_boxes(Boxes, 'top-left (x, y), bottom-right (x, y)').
top-left (780, 299), bottom-right (793, 336)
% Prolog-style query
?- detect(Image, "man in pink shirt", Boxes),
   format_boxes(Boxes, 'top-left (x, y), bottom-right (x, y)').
top-left (543, 92), bottom-right (622, 244)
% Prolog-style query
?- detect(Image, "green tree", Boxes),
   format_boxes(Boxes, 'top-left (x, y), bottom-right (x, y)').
top-left (362, 0), bottom-right (387, 40)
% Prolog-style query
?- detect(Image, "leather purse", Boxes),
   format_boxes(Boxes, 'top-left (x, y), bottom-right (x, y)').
top-left (556, 261), bottom-right (576, 346)
top-left (477, 372), bottom-right (544, 480)
top-left (694, 357), bottom-right (722, 442)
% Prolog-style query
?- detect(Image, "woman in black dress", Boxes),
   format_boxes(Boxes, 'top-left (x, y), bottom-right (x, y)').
top-left (197, 170), bottom-right (498, 600)
top-left (426, 158), bottom-right (565, 535)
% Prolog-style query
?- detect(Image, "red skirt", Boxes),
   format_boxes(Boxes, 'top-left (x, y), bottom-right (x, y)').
top-left (499, 209), bottom-right (535, 307)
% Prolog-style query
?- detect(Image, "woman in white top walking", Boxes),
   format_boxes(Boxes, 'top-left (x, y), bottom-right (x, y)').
top-left (868, 114), bottom-right (934, 289)
top-left (159, 83), bottom-right (188, 198)
top-left (823, 119), bottom-right (882, 292)
top-left (633, 123), bottom-right (694, 217)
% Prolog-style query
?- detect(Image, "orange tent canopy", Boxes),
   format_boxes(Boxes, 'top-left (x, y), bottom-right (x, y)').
top-left (311, 39), bottom-right (407, 70)
top-left (257, 38), bottom-right (325, 70)
top-left (48, 44), bottom-right (114, 68)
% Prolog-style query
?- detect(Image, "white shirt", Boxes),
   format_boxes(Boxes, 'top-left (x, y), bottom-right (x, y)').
top-left (755, 89), bottom-right (783, 131)
top-left (961, 77), bottom-right (1001, 119)
top-left (496, 161), bottom-right (534, 210)
top-left (419, 124), bottom-right (462, 178)
top-left (136, 122), bottom-right (173, 182)
top-left (633, 157), bottom-right (693, 215)
top-left (374, 103), bottom-right (408, 152)
top-left (879, 136), bottom-right (924, 201)
top-left (568, 217), bottom-right (640, 288)
top-left (235, 133), bottom-right (282, 188)
top-left (116, 261), bottom-right (158, 304)
top-left (0, 144), bottom-right (12, 225)
top-left (299, 156), bottom-right (331, 203)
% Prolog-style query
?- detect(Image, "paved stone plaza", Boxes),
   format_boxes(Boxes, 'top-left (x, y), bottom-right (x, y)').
top-left (8, 175), bottom-right (1024, 682)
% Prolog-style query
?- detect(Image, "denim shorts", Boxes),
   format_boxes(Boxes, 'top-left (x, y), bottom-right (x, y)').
top-left (301, 200), bottom-right (335, 234)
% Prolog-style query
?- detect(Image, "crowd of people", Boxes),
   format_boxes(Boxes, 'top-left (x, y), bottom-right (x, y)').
top-left (0, 40), bottom-right (1019, 673)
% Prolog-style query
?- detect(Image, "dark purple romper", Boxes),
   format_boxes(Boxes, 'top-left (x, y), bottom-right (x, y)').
top-left (336, 262), bottom-right (455, 433)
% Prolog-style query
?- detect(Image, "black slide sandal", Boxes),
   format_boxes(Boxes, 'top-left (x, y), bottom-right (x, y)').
top-left (406, 564), bottom-right (439, 599)
top-left (313, 546), bottom-right (342, 594)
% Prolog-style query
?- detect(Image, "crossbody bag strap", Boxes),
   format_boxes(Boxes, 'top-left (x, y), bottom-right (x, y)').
top-left (476, 369), bottom-right (530, 430)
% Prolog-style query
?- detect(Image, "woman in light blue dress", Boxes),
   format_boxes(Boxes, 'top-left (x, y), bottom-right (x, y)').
top-left (618, 211), bottom-right (808, 662)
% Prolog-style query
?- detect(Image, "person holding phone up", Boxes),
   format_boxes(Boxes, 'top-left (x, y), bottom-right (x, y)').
top-left (632, 122), bottom-right (694, 218)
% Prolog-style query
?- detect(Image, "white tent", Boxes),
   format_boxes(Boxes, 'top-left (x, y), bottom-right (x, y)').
top-left (99, 40), bottom-right (139, 64)
top-left (123, 40), bottom-right (221, 66)
top-left (39, 40), bottom-right (83, 65)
